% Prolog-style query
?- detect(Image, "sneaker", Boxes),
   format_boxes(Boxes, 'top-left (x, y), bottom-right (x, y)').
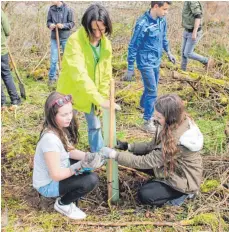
top-left (54, 198), bottom-right (86, 220)
top-left (142, 120), bottom-right (156, 133)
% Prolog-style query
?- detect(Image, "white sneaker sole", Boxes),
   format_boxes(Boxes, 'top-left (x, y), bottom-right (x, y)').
top-left (54, 204), bottom-right (86, 220)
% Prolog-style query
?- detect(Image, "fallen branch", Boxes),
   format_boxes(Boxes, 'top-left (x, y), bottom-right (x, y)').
top-left (203, 156), bottom-right (229, 162)
top-left (29, 50), bottom-right (49, 76)
top-left (71, 220), bottom-right (188, 227)
top-left (118, 165), bottom-right (149, 180)
top-left (172, 71), bottom-right (229, 90)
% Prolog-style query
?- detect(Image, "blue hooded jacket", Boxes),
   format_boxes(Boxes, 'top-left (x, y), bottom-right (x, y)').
top-left (127, 10), bottom-right (170, 70)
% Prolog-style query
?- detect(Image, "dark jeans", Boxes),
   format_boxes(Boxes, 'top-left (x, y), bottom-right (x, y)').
top-left (59, 172), bottom-right (99, 205)
top-left (1, 53), bottom-right (21, 106)
top-left (138, 181), bottom-right (185, 207)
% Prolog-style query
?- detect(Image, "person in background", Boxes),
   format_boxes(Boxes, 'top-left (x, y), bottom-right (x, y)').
top-left (33, 92), bottom-right (110, 219)
top-left (57, 4), bottom-right (120, 153)
top-left (123, 1), bottom-right (176, 133)
top-left (102, 94), bottom-right (203, 207)
top-left (1, 9), bottom-right (21, 110)
top-left (181, 1), bottom-right (214, 71)
top-left (47, 1), bottom-right (75, 85)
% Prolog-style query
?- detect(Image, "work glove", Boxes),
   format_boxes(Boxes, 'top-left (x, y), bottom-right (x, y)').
top-left (123, 70), bottom-right (135, 82)
top-left (115, 140), bottom-right (128, 151)
top-left (100, 147), bottom-right (117, 159)
top-left (167, 52), bottom-right (176, 64)
top-left (70, 152), bottom-right (106, 174)
top-left (82, 152), bottom-right (106, 169)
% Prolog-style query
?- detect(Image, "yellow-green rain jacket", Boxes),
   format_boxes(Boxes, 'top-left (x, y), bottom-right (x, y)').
top-left (57, 26), bottom-right (112, 113)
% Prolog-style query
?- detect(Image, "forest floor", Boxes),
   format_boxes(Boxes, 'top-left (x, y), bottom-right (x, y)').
top-left (1, 55), bottom-right (229, 231)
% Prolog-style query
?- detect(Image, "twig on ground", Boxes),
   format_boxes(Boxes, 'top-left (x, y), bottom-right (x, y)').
top-left (206, 168), bottom-right (229, 201)
top-left (71, 221), bottom-right (186, 227)
top-left (123, 181), bottom-right (136, 208)
top-left (118, 165), bottom-right (149, 180)
top-left (29, 50), bottom-right (49, 76)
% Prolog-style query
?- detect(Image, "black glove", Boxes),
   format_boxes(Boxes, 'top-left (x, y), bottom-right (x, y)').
top-left (115, 140), bottom-right (128, 151)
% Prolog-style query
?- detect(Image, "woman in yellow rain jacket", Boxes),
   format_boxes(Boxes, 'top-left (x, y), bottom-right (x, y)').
top-left (57, 4), bottom-right (120, 152)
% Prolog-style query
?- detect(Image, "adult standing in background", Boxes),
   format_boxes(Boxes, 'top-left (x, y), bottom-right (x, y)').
top-left (123, 1), bottom-right (176, 133)
top-left (47, 1), bottom-right (75, 85)
top-left (1, 9), bottom-right (21, 110)
top-left (181, 1), bottom-right (214, 71)
top-left (57, 4), bottom-right (120, 153)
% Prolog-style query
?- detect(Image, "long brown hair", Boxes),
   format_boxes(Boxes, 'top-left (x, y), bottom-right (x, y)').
top-left (39, 92), bottom-right (79, 151)
top-left (154, 94), bottom-right (185, 174)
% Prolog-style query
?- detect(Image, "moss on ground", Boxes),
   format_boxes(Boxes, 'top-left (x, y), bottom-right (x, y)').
top-left (182, 213), bottom-right (228, 232)
top-left (201, 180), bottom-right (221, 193)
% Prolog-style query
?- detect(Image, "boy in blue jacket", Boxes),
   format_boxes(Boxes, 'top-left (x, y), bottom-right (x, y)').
top-left (47, 1), bottom-right (75, 84)
top-left (124, 1), bottom-right (176, 133)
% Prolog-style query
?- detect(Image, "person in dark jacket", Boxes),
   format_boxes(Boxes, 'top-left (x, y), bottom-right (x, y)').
top-left (47, 1), bottom-right (75, 84)
top-left (123, 1), bottom-right (176, 133)
top-left (1, 10), bottom-right (21, 110)
top-left (102, 94), bottom-right (203, 207)
top-left (181, 1), bottom-right (214, 71)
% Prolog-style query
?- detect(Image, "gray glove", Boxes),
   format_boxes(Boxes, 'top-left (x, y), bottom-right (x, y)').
top-left (82, 152), bottom-right (106, 169)
top-left (167, 52), bottom-right (176, 64)
top-left (100, 147), bottom-right (117, 159)
top-left (69, 161), bottom-right (83, 174)
top-left (123, 70), bottom-right (135, 82)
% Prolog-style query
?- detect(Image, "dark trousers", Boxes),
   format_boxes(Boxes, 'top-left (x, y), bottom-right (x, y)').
top-left (59, 172), bottom-right (99, 205)
top-left (138, 181), bottom-right (185, 207)
top-left (1, 53), bottom-right (20, 106)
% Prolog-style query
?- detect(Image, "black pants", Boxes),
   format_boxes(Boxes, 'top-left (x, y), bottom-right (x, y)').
top-left (59, 172), bottom-right (99, 205)
top-left (138, 181), bottom-right (185, 207)
top-left (1, 53), bottom-right (21, 106)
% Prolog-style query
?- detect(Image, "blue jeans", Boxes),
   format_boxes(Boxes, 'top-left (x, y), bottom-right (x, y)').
top-left (38, 180), bottom-right (59, 197)
top-left (85, 105), bottom-right (104, 153)
top-left (181, 30), bottom-right (208, 71)
top-left (139, 67), bottom-right (160, 121)
top-left (49, 38), bottom-right (67, 80)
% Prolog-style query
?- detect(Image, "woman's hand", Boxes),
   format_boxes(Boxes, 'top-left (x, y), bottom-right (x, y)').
top-left (100, 100), bottom-right (121, 111)
top-left (100, 147), bottom-right (117, 159)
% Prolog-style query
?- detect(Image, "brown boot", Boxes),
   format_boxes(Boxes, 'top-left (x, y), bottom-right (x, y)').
top-left (205, 58), bottom-right (215, 71)
top-left (8, 104), bottom-right (19, 111)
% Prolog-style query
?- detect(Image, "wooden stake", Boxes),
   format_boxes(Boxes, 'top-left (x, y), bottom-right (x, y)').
top-left (55, 26), bottom-right (61, 70)
top-left (108, 79), bottom-right (115, 200)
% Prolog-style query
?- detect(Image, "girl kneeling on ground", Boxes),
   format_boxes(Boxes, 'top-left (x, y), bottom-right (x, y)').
top-left (102, 94), bottom-right (203, 207)
top-left (33, 92), bottom-right (108, 219)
